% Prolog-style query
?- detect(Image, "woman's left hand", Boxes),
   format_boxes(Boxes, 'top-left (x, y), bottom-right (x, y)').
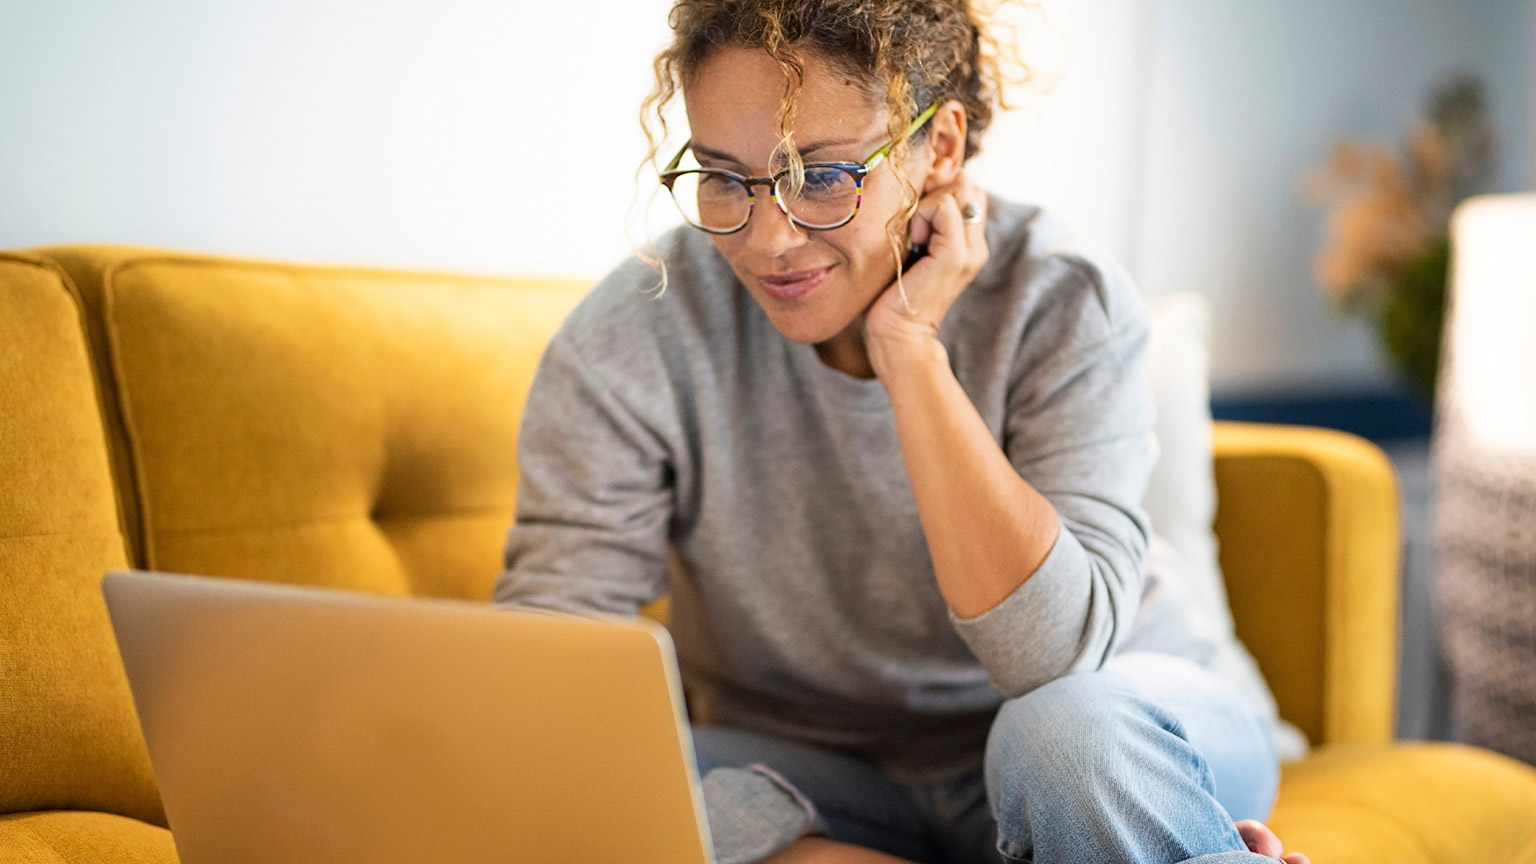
top-left (864, 173), bottom-right (989, 374)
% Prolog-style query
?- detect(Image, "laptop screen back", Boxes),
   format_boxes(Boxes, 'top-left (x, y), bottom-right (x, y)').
top-left (103, 570), bottom-right (714, 864)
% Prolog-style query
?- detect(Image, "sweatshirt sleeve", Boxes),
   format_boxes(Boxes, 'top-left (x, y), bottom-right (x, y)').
top-left (493, 329), bottom-right (674, 616)
top-left (948, 256), bottom-right (1157, 699)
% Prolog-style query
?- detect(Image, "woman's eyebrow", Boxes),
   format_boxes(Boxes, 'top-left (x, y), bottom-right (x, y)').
top-left (689, 143), bottom-right (744, 165)
top-left (799, 139), bottom-right (860, 158)
top-left (691, 138), bottom-right (863, 166)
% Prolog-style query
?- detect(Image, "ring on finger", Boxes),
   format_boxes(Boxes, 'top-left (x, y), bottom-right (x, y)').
top-left (961, 201), bottom-right (982, 223)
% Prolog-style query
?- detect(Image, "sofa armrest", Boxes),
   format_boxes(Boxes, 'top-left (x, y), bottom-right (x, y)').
top-left (1211, 421), bottom-right (1400, 748)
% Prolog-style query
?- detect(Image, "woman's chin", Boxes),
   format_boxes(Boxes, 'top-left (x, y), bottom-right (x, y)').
top-left (740, 277), bottom-right (871, 346)
top-left (760, 309), bottom-right (855, 346)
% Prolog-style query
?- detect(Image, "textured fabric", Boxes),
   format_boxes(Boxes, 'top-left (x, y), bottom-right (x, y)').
top-left (498, 198), bottom-right (1279, 783)
top-left (0, 256), bottom-right (164, 826)
top-left (37, 248), bottom-right (589, 601)
top-left (690, 652), bottom-right (1280, 864)
top-left (0, 811), bottom-right (177, 864)
top-left (1433, 194), bottom-right (1536, 767)
top-left (1211, 422), bottom-right (1399, 748)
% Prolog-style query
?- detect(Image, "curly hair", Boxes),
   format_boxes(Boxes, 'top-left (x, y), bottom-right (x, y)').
top-left (639, 0), bottom-right (1027, 293)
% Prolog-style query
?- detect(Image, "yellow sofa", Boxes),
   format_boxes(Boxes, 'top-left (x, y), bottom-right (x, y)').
top-left (2, 246), bottom-right (1533, 864)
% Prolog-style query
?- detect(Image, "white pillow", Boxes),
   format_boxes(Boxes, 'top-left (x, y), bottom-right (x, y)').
top-left (1143, 292), bottom-right (1309, 761)
top-left (1144, 294), bottom-right (1226, 634)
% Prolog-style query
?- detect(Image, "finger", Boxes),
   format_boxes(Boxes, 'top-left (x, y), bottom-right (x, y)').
top-left (909, 207), bottom-right (934, 248)
top-left (960, 177), bottom-right (987, 230)
top-left (907, 171), bottom-right (970, 248)
top-left (925, 192), bottom-right (967, 258)
top-left (1281, 854), bottom-right (1311, 864)
top-left (912, 177), bottom-right (980, 234)
top-left (959, 179), bottom-right (988, 270)
top-left (908, 190), bottom-right (951, 249)
top-left (1234, 820), bottom-right (1283, 857)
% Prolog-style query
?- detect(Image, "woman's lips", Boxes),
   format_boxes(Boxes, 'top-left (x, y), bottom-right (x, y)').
top-left (758, 266), bottom-right (832, 302)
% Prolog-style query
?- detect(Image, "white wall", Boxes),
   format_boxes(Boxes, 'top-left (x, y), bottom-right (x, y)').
top-left (0, 0), bottom-right (677, 277)
top-left (2, 0), bottom-right (1533, 391)
top-left (0, 0), bottom-right (1139, 279)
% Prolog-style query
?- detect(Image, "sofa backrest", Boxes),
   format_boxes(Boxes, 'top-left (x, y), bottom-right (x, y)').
top-left (1213, 422), bottom-right (1400, 748)
top-left (38, 247), bottom-right (589, 601)
top-left (0, 253), bottom-right (164, 824)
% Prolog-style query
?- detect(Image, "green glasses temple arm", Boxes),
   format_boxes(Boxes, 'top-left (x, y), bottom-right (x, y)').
top-left (862, 102), bottom-right (940, 170)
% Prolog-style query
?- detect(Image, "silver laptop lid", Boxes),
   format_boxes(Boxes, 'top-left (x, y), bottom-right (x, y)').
top-left (103, 569), bottom-right (714, 864)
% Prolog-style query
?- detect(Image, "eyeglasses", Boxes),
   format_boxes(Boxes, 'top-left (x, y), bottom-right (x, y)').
top-left (659, 103), bottom-right (939, 235)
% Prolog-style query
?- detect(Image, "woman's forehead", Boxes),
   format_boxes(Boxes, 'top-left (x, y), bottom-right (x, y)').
top-left (682, 46), bottom-right (888, 165)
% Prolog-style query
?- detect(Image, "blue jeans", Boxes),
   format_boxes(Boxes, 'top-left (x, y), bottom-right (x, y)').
top-left (693, 652), bottom-right (1282, 864)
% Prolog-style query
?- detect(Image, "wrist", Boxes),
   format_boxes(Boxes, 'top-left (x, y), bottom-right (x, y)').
top-left (869, 331), bottom-right (948, 385)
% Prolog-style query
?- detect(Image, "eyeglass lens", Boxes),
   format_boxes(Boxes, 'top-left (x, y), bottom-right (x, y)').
top-left (668, 166), bottom-right (860, 232)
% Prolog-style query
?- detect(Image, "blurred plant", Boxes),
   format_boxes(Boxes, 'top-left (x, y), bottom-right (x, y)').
top-left (1303, 73), bottom-right (1496, 401)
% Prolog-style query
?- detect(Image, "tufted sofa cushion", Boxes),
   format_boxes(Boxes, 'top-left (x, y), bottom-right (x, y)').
top-left (0, 255), bottom-right (166, 830)
top-left (0, 811), bottom-right (178, 864)
top-left (40, 248), bottom-right (589, 601)
top-left (1268, 742), bottom-right (1536, 864)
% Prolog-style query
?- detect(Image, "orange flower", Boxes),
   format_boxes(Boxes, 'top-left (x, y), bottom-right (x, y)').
top-left (1305, 142), bottom-right (1429, 305)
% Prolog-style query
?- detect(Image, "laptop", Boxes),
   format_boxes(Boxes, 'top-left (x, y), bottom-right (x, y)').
top-left (102, 569), bottom-right (716, 864)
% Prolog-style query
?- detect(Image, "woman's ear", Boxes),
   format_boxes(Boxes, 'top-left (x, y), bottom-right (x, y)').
top-left (921, 100), bottom-right (968, 192)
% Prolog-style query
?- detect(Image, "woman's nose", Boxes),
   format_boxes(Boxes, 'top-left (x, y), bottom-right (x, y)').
top-left (741, 195), bottom-right (808, 257)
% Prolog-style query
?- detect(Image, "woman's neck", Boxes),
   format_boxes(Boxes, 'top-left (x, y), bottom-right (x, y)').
top-left (814, 321), bottom-right (876, 379)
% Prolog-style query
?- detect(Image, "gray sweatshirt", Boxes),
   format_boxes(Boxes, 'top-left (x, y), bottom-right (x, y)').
top-left (496, 197), bottom-right (1241, 783)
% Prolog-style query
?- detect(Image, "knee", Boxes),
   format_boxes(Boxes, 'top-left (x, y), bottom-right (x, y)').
top-left (984, 670), bottom-right (1191, 809)
top-left (990, 671), bottom-right (1160, 767)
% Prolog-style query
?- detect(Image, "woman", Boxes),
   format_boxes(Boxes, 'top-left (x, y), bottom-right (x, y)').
top-left (497, 2), bottom-right (1309, 862)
